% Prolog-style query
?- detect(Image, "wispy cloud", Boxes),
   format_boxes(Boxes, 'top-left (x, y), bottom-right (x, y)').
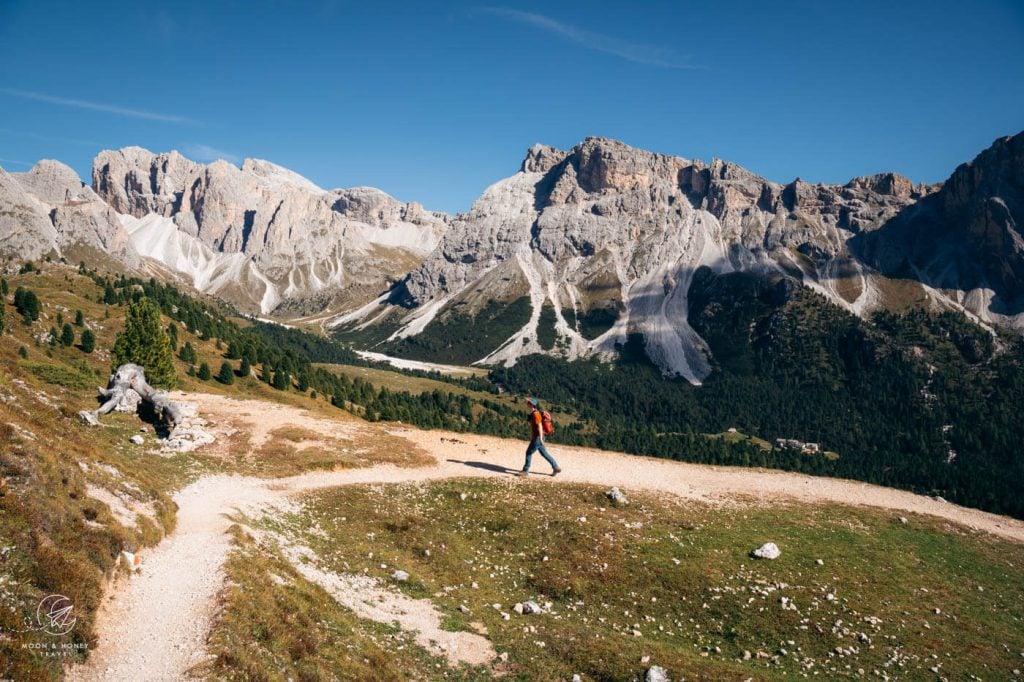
top-left (0, 127), bottom-right (104, 147)
top-left (0, 88), bottom-right (199, 125)
top-left (185, 143), bottom-right (241, 165)
top-left (479, 7), bottom-right (703, 69)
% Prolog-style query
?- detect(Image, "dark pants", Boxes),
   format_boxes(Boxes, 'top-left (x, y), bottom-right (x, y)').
top-left (523, 437), bottom-right (559, 471)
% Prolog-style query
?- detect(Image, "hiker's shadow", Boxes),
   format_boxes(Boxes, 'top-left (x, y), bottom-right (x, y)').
top-left (447, 459), bottom-right (516, 475)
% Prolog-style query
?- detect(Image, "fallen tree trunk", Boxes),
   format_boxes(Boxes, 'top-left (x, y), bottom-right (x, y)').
top-left (80, 363), bottom-right (184, 427)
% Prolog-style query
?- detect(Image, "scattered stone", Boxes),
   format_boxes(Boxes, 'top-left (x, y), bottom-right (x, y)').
top-left (573, 676), bottom-right (582, 682)
top-left (120, 551), bottom-right (141, 572)
top-left (742, 650), bottom-right (752, 661)
top-left (129, 435), bottom-right (144, 445)
top-left (645, 665), bottom-right (670, 682)
top-left (751, 542), bottom-right (781, 560)
top-left (897, 516), bottom-right (909, 525)
top-left (521, 601), bottom-right (544, 615)
top-left (392, 570), bottom-right (409, 582)
top-left (458, 605), bottom-right (470, 614)
top-left (513, 603), bottom-right (524, 615)
top-left (78, 410), bottom-right (101, 426)
top-left (606, 487), bottom-right (629, 505)
top-left (816, 559), bottom-right (824, 565)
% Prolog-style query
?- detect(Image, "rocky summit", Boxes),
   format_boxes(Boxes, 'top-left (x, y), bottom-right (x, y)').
top-left (1, 132), bottom-right (1022, 381)
top-left (337, 133), bottom-right (1022, 382)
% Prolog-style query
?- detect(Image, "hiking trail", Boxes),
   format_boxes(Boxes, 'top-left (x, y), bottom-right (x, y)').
top-left (67, 393), bottom-right (1024, 680)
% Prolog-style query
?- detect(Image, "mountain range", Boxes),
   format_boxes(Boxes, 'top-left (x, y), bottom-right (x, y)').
top-left (1, 131), bottom-right (1021, 382)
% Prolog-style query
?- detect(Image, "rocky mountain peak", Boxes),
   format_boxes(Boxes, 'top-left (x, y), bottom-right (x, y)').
top-left (520, 144), bottom-right (568, 174)
top-left (240, 158), bottom-right (324, 193)
top-left (571, 137), bottom-right (686, 193)
top-left (14, 159), bottom-right (92, 204)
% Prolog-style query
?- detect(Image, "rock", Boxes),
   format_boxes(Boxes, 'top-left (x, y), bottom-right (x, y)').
top-left (129, 435), bottom-right (144, 445)
top-left (392, 570), bottom-right (409, 582)
top-left (78, 410), bottom-right (101, 427)
top-left (816, 558), bottom-right (825, 565)
top-left (897, 516), bottom-right (909, 525)
top-left (751, 542), bottom-right (781, 560)
top-left (91, 146), bottom-right (449, 315)
top-left (120, 551), bottom-right (141, 572)
top-left (513, 603), bottom-right (524, 615)
top-left (458, 605), bottom-right (470, 614)
top-left (572, 675), bottom-right (582, 682)
top-left (645, 665), bottom-right (670, 682)
top-left (606, 487), bottom-right (629, 505)
top-left (521, 601), bottom-right (543, 615)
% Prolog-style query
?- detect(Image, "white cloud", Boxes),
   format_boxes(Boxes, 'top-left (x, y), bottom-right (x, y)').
top-left (185, 143), bottom-right (241, 165)
top-left (0, 88), bottom-right (199, 125)
top-left (479, 7), bottom-right (703, 69)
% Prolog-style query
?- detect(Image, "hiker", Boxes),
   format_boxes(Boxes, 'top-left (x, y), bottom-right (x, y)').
top-left (518, 398), bottom-right (561, 476)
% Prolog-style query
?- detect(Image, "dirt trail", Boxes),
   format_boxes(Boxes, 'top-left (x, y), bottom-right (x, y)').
top-left (68, 393), bottom-right (1024, 681)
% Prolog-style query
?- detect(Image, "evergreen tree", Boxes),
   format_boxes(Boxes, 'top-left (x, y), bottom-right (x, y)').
top-left (80, 328), bottom-right (96, 353)
top-left (18, 346), bottom-right (28, 359)
top-left (217, 361), bottom-right (235, 385)
top-left (179, 341), bottom-right (196, 363)
top-left (239, 356), bottom-right (251, 377)
top-left (103, 284), bottom-right (118, 305)
top-left (111, 298), bottom-right (176, 386)
top-left (0, 277), bottom-right (7, 296)
top-left (74, 309), bottom-right (84, 326)
top-left (273, 368), bottom-right (289, 390)
top-left (197, 362), bottom-right (212, 381)
top-left (167, 322), bottom-right (178, 351)
top-left (60, 323), bottom-right (75, 347)
top-left (297, 372), bottom-right (309, 392)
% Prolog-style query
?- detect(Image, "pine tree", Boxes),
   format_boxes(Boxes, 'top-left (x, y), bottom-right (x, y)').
top-left (111, 298), bottom-right (176, 386)
top-left (179, 341), bottom-right (196, 364)
top-left (239, 356), bottom-right (251, 377)
top-left (74, 309), bottom-right (84, 326)
top-left (103, 284), bottom-right (117, 305)
top-left (217, 361), bottom-right (235, 385)
top-left (18, 346), bottom-right (28, 359)
top-left (80, 328), bottom-right (96, 353)
top-left (0, 277), bottom-right (7, 296)
top-left (273, 368), bottom-right (289, 391)
top-left (197, 362), bottom-right (212, 381)
top-left (167, 323), bottom-right (178, 351)
top-left (60, 323), bottom-right (75, 347)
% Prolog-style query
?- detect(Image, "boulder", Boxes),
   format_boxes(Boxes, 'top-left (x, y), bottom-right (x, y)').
top-left (751, 542), bottom-right (781, 560)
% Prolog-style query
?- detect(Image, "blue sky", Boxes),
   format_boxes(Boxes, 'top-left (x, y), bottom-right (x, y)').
top-left (1, 0), bottom-right (1022, 213)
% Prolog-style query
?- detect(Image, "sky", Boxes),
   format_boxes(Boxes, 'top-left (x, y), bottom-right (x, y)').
top-left (1, 0), bottom-right (1022, 214)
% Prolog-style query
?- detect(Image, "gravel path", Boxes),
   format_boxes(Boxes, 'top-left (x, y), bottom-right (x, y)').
top-left (67, 394), bottom-right (1024, 680)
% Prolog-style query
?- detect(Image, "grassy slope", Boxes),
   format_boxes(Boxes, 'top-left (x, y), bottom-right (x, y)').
top-left (0, 264), bottom-right (409, 679)
top-left (224, 479), bottom-right (1024, 681)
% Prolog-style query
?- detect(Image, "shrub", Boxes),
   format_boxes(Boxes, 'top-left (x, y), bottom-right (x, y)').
top-left (198, 362), bottom-right (212, 381)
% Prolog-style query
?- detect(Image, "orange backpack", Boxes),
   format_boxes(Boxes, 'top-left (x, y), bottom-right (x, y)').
top-left (540, 410), bottom-right (555, 436)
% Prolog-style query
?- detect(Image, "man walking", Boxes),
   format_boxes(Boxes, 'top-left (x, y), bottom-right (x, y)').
top-left (518, 398), bottom-right (561, 476)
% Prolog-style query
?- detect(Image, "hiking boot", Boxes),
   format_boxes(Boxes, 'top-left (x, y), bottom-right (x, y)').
top-left (516, 470), bottom-right (529, 477)
top-left (552, 467), bottom-right (562, 476)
